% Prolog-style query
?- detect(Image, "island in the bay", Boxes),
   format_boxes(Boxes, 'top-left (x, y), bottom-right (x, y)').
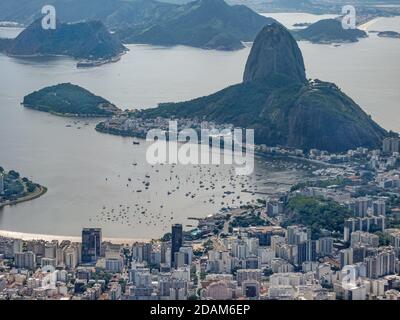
top-left (23, 83), bottom-right (121, 117)
top-left (0, 166), bottom-right (47, 208)
top-left (377, 31), bottom-right (400, 39)
top-left (292, 19), bottom-right (367, 44)
top-left (116, 0), bottom-right (276, 51)
top-left (97, 22), bottom-right (387, 153)
top-left (292, 22), bottom-right (312, 28)
top-left (0, 18), bottom-right (127, 67)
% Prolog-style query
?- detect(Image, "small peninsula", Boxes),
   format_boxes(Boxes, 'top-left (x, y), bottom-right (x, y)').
top-left (377, 31), bottom-right (400, 39)
top-left (0, 166), bottom-right (47, 209)
top-left (293, 19), bottom-right (367, 44)
top-left (23, 83), bottom-right (120, 117)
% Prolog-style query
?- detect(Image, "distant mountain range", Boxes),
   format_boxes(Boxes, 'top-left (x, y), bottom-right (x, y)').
top-left (0, 0), bottom-right (274, 51)
top-left (2, 0), bottom-right (400, 24)
top-left (0, 19), bottom-right (126, 62)
top-left (23, 83), bottom-right (120, 116)
top-left (117, 0), bottom-right (276, 50)
top-left (137, 22), bottom-right (387, 152)
top-left (293, 19), bottom-right (368, 43)
top-left (224, 0), bottom-right (400, 14)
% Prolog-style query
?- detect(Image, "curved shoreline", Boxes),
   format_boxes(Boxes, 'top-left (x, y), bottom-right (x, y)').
top-left (0, 185), bottom-right (47, 209)
top-left (22, 104), bottom-right (114, 118)
top-left (359, 17), bottom-right (381, 31)
top-left (0, 186), bottom-right (151, 244)
top-left (0, 229), bottom-right (151, 245)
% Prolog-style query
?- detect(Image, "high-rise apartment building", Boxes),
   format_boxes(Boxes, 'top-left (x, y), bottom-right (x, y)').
top-left (81, 228), bottom-right (102, 263)
top-left (171, 224), bottom-right (183, 268)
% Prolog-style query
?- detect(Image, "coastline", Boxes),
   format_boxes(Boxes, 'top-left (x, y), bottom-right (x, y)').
top-left (5, 51), bottom-right (127, 68)
top-left (76, 51), bottom-right (127, 68)
top-left (0, 229), bottom-right (151, 245)
top-left (0, 185), bottom-right (47, 209)
top-left (22, 104), bottom-right (117, 118)
top-left (358, 17), bottom-right (381, 31)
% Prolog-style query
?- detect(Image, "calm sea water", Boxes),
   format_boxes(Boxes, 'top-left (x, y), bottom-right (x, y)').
top-left (0, 29), bottom-right (303, 239)
top-left (0, 14), bottom-right (399, 239)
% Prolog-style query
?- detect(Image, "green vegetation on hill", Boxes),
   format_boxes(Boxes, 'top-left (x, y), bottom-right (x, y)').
top-left (118, 0), bottom-right (276, 50)
top-left (377, 31), bottom-right (400, 39)
top-left (290, 177), bottom-right (353, 192)
top-left (2, 0), bottom-right (400, 28)
top-left (230, 210), bottom-right (270, 228)
top-left (0, 167), bottom-right (39, 202)
top-left (139, 76), bottom-right (386, 152)
top-left (0, 0), bottom-right (342, 24)
top-left (283, 195), bottom-right (353, 239)
top-left (293, 19), bottom-right (367, 43)
top-left (0, 39), bottom-right (13, 51)
top-left (2, 19), bottom-right (126, 61)
top-left (0, 0), bottom-right (274, 51)
top-left (23, 83), bottom-right (120, 116)
top-left (0, 0), bottom-right (178, 29)
top-left (137, 23), bottom-right (386, 152)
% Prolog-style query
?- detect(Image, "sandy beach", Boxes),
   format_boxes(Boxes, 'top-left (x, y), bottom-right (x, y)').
top-left (0, 229), bottom-right (151, 245)
top-left (359, 17), bottom-right (381, 31)
top-left (0, 186), bottom-right (47, 209)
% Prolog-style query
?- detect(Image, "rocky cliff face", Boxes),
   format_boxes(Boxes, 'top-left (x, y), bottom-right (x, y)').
top-left (140, 22), bottom-right (387, 152)
top-left (243, 23), bottom-right (307, 83)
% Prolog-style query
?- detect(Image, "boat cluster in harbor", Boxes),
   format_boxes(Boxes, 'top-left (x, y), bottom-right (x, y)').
top-left (89, 155), bottom-right (308, 232)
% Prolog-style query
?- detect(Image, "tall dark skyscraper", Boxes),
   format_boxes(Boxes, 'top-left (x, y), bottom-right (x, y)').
top-left (82, 228), bottom-right (102, 263)
top-left (297, 240), bottom-right (317, 265)
top-left (171, 224), bottom-right (183, 268)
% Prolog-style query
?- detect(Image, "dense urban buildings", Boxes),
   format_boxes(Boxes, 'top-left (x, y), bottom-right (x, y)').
top-left (1, 139), bottom-right (400, 300)
top-left (1, 2), bottom-right (400, 305)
